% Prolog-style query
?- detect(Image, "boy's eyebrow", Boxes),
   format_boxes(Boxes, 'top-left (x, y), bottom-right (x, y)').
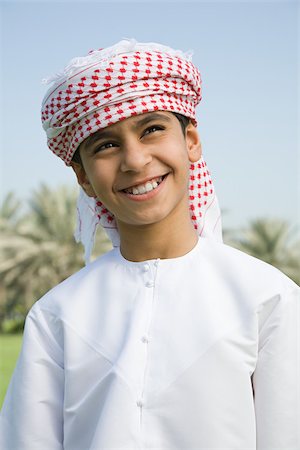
top-left (85, 113), bottom-right (172, 147)
top-left (132, 112), bottom-right (172, 129)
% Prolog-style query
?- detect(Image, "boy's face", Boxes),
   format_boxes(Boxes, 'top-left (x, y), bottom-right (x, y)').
top-left (71, 111), bottom-right (202, 231)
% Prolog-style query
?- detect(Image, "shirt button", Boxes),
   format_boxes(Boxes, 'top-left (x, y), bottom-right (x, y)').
top-left (141, 335), bottom-right (149, 343)
top-left (145, 281), bottom-right (154, 288)
top-left (142, 264), bottom-right (150, 272)
top-left (136, 399), bottom-right (144, 408)
top-left (154, 260), bottom-right (159, 267)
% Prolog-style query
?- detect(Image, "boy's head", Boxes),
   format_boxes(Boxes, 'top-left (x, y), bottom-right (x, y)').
top-left (69, 110), bottom-right (202, 231)
top-left (41, 39), bottom-right (222, 261)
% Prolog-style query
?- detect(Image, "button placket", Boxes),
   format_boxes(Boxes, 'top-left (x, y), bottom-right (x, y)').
top-left (142, 261), bottom-right (155, 288)
top-left (136, 258), bottom-right (160, 421)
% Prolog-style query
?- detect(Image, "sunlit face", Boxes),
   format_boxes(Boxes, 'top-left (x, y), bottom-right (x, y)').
top-left (71, 111), bottom-right (202, 232)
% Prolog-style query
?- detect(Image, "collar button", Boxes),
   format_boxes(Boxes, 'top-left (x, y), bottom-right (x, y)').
top-left (142, 263), bottom-right (150, 272)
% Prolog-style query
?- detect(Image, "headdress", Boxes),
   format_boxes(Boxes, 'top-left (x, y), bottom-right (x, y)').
top-left (41, 38), bottom-right (222, 263)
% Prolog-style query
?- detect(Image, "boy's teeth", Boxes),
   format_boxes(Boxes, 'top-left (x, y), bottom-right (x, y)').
top-left (125, 176), bottom-right (163, 195)
top-left (138, 185), bottom-right (147, 194)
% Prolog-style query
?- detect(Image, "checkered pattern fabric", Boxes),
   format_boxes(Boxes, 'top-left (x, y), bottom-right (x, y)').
top-left (42, 41), bottom-right (202, 165)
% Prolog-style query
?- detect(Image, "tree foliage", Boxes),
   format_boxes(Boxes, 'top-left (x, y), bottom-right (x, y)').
top-left (0, 185), bottom-right (112, 332)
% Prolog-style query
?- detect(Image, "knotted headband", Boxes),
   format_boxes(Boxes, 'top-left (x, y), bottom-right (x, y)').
top-left (41, 39), bottom-right (223, 263)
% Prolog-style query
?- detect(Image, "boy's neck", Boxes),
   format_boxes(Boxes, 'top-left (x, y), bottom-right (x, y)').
top-left (117, 211), bottom-right (199, 262)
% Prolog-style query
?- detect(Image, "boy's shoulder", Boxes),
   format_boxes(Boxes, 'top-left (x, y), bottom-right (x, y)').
top-left (198, 238), bottom-right (299, 325)
top-left (207, 236), bottom-right (292, 272)
top-left (198, 237), bottom-right (298, 294)
top-left (33, 247), bottom-right (118, 314)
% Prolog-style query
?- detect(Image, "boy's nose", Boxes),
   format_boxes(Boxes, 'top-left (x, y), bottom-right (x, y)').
top-left (120, 140), bottom-right (152, 172)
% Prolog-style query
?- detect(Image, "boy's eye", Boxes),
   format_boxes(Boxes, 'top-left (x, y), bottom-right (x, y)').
top-left (143, 125), bottom-right (164, 136)
top-left (92, 125), bottom-right (164, 153)
top-left (95, 142), bottom-right (117, 153)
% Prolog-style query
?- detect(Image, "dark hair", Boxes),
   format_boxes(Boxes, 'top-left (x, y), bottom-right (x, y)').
top-left (71, 111), bottom-right (190, 165)
top-left (172, 112), bottom-right (190, 134)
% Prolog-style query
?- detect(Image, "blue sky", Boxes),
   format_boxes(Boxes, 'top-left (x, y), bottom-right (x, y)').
top-left (0, 0), bottom-right (298, 230)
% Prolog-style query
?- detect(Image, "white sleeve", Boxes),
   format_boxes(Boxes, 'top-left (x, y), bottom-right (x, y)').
top-left (252, 281), bottom-right (300, 450)
top-left (0, 302), bottom-right (64, 450)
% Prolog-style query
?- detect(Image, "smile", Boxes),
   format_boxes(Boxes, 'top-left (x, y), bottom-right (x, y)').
top-left (123, 176), bottom-right (164, 195)
top-left (120, 174), bottom-right (168, 201)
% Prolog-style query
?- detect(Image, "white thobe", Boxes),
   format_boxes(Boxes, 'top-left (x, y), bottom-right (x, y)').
top-left (0, 237), bottom-right (299, 449)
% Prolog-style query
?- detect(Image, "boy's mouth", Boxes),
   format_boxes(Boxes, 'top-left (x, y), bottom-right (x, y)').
top-left (121, 174), bottom-right (167, 195)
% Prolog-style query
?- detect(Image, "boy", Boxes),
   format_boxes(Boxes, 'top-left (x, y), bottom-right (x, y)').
top-left (0, 39), bottom-right (299, 449)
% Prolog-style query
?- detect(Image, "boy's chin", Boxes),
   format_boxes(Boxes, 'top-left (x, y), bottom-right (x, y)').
top-left (116, 212), bottom-right (171, 229)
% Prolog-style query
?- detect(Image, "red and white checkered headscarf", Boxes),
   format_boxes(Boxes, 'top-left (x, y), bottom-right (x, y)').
top-left (41, 39), bottom-right (222, 263)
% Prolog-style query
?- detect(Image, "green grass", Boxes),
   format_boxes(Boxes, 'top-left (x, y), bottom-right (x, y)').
top-left (0, 334), bottom-right (23, 408)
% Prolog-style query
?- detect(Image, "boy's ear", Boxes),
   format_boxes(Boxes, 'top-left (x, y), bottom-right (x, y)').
top-left (70, 161), bottom-right (97, 198)
top-left (185, 123), bottom-right (202, 162)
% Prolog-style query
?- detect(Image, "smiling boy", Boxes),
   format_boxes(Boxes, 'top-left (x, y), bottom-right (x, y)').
top-left (0, 39), bottom-right (299, 450)
top-left (71, 111), bottom-right (202, 262)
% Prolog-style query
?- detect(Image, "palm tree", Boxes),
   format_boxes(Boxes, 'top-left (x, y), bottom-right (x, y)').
top-left (0, 192), bottom-right (24, 231)
top-left (228, 218), bottom-right (300, 285)
top-left (0, 192), bottom-right (26, 330)
top-left (0, 185), bottom-right (112, 330)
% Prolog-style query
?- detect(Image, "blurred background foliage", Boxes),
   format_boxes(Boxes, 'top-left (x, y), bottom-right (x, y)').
top-left (0, 185), bottom-right (112, 333)
top-left (0, 184), bottom-right (299, 333)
